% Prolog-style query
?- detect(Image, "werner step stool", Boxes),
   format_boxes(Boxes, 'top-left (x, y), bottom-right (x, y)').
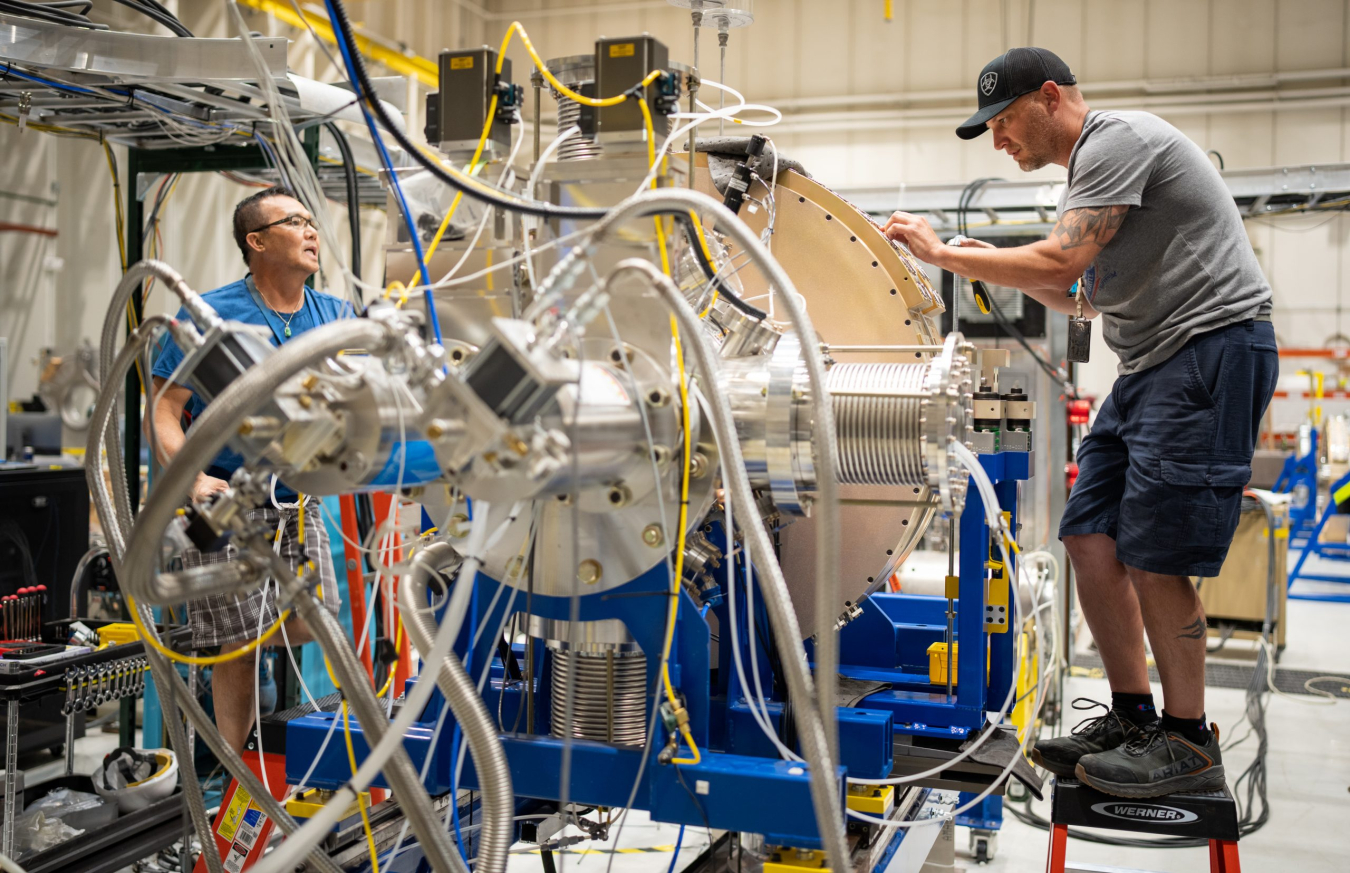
top-left (1045, 777), bottom-right (1241, 873)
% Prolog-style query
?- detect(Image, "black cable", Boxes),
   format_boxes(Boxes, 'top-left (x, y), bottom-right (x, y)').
top-left (987, 294), bottom-right (1081, 399)
top-left (326, 0), bottom-right (611, 221)
top-left (0, 0), bottom-right (108, 28)
top-left (109, 0), bottom-right (193, 37)
top-left (38, 0), bottom-right (92, 11)
top-left (540, 848), bottom-right (557, 873)
top-left (496, 633), bottom-right (523, 682)
top-left (672, 764), bottom-right (714, 842)
top-left (674, 213), bottom-right (768, 320)
top-left (324, 121), bottom-right (363, 279)
top-left (954, 177), bottom-right (1081, 399)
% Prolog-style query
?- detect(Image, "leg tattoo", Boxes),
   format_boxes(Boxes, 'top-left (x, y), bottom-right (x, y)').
top-left (1176, 616), bottom-right (1206, 640)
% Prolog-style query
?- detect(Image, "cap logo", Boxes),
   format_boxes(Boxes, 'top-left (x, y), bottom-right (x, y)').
top-left (980, 72), bottom-right (998, 96)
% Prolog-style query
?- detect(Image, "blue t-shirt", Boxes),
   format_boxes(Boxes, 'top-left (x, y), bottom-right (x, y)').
top-left (151, 277), bottom-right (355, 497)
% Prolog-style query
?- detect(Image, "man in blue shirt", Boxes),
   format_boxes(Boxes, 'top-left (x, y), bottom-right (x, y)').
top-left (150, 185), bottom-right (352, 754)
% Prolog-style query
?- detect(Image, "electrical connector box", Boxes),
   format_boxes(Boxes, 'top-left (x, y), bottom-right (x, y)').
top-left (594, 35), bottom-right (668, 147)
top-left (764, 848), bottom-right (829, 873)
top-left (459, 318), bottom-right (579, 425)
top-left (846, 783), bottom-right (895, 816)
top-left (928, 641), bottom-right (956, 685)
top-left (97, 622), bottom-right (140, 648)
top-left (430, 48), bottom-right (512, 159)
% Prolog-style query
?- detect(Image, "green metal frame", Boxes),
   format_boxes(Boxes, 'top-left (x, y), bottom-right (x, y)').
top-left (117, 129), bottom-right (320, 747)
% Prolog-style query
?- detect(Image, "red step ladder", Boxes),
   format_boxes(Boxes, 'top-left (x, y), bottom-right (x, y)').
top-left (1045, 777), bottom-right (1240, 873)
top-left (194, 741), bottom-right (289, 873)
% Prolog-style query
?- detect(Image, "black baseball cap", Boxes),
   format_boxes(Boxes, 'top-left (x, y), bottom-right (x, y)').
top-left (956, 47), bottom-right (1077, 140)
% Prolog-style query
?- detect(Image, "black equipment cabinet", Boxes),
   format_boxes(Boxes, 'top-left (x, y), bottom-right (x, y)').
top-left (0, 467), bottom-right (88, 757)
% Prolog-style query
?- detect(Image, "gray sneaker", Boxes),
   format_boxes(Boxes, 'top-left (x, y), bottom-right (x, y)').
top-left (1076, 720), bottom-right (1225, 798)
top-left (1031, 699), bottom-right (1153, 779)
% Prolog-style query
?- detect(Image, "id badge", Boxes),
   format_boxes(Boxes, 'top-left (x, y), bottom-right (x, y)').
top-left (1066, 282), bottom-right (1091, 363)
top-left (1067, 317), bottom-right (1092, 363)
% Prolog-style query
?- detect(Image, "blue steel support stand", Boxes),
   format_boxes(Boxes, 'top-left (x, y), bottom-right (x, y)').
top-left (833, 452), bottom-right (1027, 739)
top-left (1273, 429), bottom-right (1320, 547)
top-left (284, 451), bottom-right (1030, 858)
top-left (1286, 466), bottom-right (1350, 602)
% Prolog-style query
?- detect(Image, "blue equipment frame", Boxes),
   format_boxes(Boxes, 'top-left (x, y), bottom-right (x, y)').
top-left (1273, 429), bottom-right (1320, 548)
top-left (283, 451), bottom-right (1030, 855)
top-left (1274, 429), bottom-right (1350, 601)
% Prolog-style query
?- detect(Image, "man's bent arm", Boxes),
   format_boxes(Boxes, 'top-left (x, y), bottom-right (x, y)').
top-left (915, 206), bottom-right (1127, 316)
top-left (147, 377), bottom-right (228, 500)
top-left (147, 377), bottom-right (192, 467)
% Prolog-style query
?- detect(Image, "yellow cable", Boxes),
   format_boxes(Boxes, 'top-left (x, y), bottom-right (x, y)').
top-left (342, 699), bottom-right (382, 873)
top-left (639, 95), bottom-right (699, 766)
top-left (421, 110), bottom-right (495, 271)
top-left (418, 20), bottom-right (665, 280)
top-left (499, 21), bottom-right (663, 109)
top-left (637, 98), bottom-right (673, 277)
top-left (662, 317), bottom-right (700, 766)
top-left (125, 595), bottom-right (290, 666)
top-left (688, 211), bottom-right (722, 317)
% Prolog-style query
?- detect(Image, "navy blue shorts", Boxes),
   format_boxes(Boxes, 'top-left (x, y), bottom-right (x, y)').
top-left (1058, 319), bottom-right (1279, 577)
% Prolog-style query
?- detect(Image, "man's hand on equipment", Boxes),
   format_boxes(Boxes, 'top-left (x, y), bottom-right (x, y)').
top-left (882, 211), bottom-right (945, 262)
top-left (192, 474), bottom-right (229, 504)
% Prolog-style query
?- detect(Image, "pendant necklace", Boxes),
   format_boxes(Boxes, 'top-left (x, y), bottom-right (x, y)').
top-left (269, 300), bottom-right (301, 337)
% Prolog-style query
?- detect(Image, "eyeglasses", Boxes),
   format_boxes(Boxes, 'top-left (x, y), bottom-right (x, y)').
top-left (248, 213), bottom-right (318, 234)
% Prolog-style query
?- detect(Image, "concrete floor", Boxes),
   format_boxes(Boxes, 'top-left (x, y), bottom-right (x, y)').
top-left (28, 586), bottom-right (1350, 873)
top-left (973, 597), bottom-right (1350, 873)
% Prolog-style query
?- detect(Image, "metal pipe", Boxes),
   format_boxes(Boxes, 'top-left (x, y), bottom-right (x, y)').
top-left (602, 257), bottom-right (851, 873)
top-left (68, 542), bottom-right (107, 619)
top-left (946, 517), bottom-right (955, 703)
top-left (825, 344), bottom-right (943, 354)
top-left (573, 188), bottom-right (844, 776)
top-left (247, 504), bottom-right (493, 873)
top-left (532, 69), bottom-right (542, 165)
top-left (283, 578), bottom-right (464, 873)
top-left (115, 319), bottom-right (395, 607)
top-left (107, 315), bottom-right (465, 871)
top-left (401, 542), bottom-right (515, 873)
top-left (717, 30), bottom-right (727, 136)
top-left (83, 318), bottom-right (343, 873)
top-left (687, 9), bottom-right (701, 189)
top-left (762, 67), bottom-right (1350, 111)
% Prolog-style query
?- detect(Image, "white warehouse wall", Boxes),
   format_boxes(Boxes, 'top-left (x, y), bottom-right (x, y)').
top-left (3, 0), bottom-right (1348, 425)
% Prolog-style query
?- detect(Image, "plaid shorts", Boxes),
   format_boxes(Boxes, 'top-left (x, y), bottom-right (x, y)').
top-left (182, 505), bottom-right (341, 649)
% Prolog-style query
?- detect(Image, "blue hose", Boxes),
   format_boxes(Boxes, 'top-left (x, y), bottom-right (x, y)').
top-left (321, 0), bottom-right (444, 345)
top-left (667, 825), bottom-right (686, 873)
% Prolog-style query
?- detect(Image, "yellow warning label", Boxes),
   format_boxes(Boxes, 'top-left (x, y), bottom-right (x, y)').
top-left (450, 55), bottom-right (474, 70)
top-left (217, 786), bottom-right (252, 842)
top-left (609, 43), bottom-right (635, 58)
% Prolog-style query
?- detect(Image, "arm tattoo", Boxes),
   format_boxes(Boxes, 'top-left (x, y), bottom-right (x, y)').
top-left (1176, 617), bottom-right (1207, 640)
top-left (1051, 205), bottom-right (1127, 251)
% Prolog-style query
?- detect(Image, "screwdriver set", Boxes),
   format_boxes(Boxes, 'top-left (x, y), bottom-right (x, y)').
top-left (1, 585), bottom-right (47, 642)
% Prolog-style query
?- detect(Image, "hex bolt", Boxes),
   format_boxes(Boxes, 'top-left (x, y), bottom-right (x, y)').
top-left (577, 559), bottom-right (602, 585)
top-left (642, 525), bottom-right (664, 548)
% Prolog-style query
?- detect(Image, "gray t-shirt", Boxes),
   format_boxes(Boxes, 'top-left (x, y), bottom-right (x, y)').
top-left (1058, 110), bottom-right (1272, 375)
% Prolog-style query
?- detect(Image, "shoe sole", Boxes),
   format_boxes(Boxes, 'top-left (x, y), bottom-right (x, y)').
top-left (1074, 762), bottom-right (1226, 798)
top-left (1030, 748), bottom-right (1078, 780)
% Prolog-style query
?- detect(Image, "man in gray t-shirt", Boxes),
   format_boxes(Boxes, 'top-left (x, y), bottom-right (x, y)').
top-left (883, 48), bottom-right (1277, 800)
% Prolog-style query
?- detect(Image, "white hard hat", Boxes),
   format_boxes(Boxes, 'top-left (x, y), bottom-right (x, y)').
top-left (93, 747), bottom-right (178, 813)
